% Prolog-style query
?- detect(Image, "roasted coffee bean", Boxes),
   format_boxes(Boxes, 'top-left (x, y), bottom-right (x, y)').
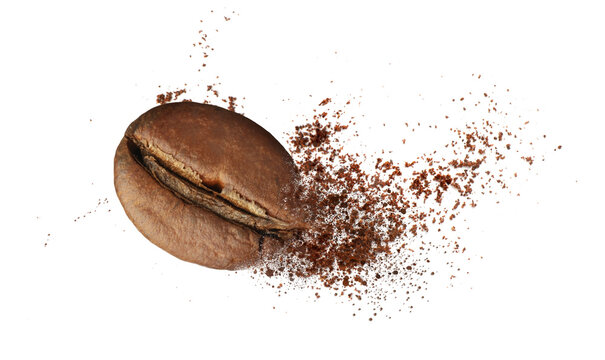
top-left (114, 102), bottom-right (305, 269)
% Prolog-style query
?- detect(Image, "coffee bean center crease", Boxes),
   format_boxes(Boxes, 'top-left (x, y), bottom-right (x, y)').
top-left (126, 137), bottom-right (299, 240)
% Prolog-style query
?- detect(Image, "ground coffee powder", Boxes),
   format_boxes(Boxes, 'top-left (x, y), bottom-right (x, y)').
top-left (151, 12), bottom-right (554, 320)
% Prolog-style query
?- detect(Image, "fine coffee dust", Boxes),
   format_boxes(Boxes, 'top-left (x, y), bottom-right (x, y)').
top-left (73, 197), bottom-right (110, 223)
top-left (250, 78), bottom-right (553, 319)
top-left (154, 10), bottom-right (244, 113)
top-left (156, 88), bottom-right (188, 105)
top-left (148, 13), bottom-right (558, 319)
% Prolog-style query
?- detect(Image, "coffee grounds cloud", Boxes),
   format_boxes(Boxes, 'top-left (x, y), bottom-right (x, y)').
top-left (251, 78), bottom-right (550, 319)
top-left (152, 11), bottom-right (553, 320)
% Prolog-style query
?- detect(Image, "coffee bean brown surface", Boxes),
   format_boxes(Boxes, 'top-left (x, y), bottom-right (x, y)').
top-left (114, 102), bottom-right (304, 269)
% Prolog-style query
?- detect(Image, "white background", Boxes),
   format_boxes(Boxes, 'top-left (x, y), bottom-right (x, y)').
top-left (1, 1), bottom-right (604, 359)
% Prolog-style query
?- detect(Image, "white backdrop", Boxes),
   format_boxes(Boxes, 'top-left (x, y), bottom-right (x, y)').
top-left (1, 1), bottom-right (604, 359)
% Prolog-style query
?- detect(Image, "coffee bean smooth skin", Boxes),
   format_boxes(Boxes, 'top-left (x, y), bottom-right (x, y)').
top-left (114, 102), bottom-right (304, 269)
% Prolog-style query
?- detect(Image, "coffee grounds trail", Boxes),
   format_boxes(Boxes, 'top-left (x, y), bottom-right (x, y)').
top-left (250, 81), bottom-right (549, 319)
top-left (153, 12), bottom-right (555, 320)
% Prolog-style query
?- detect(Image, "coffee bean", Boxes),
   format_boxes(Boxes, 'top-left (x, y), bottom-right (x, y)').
top-left (114, 102), bottom-right (305, 269)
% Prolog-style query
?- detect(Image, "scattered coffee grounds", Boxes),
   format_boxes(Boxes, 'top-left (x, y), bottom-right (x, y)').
top-left (156, 89), bottom-right (187, 105)
top-left (251, 76), bottom-right (550, 319)
top-left (156, 81), bottom-right (242, 111)
top-left (73, 197), bottom-right (110, 222)
top-left (155, 11), bottom-right (243, 112)
top-left (192, 19), bottom-right (214, 69)
top-left (226, 96), bottom-right (237, 112)
top-left (146, 12), bottom-right (554, 319)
